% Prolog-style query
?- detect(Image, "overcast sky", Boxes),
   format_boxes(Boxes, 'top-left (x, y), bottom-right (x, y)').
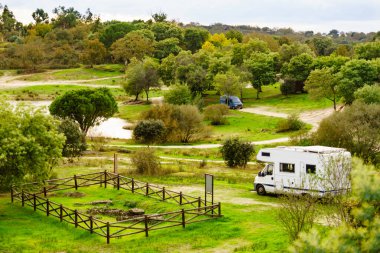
top-left (3, 0), bottom-right (380, 33)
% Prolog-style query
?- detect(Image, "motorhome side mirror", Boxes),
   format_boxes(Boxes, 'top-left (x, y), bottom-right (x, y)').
top-left (258, 172), bottom-right (262, 177)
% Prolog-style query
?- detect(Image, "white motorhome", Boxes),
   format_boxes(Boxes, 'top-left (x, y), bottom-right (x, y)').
top-left (254, 146), bottom-right (351, 196)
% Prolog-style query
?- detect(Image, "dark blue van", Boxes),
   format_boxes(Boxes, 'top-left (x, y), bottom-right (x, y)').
top-left (220, 96), bottom-right (243, 109)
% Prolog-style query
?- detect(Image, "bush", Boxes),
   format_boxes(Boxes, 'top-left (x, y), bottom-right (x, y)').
top-left (133, 119), bottom-right (165, 144)
top-left (276, 114), bottom-right (305, 132)
top-left (164, 84), bottom-right (192, 105)
top-left (220, 138), bottom-right (254, 168)
top-left (354, 84), bottom-right (380, 104)
top-left (58, 119), bottom-right (87, 159)
top-left (312, 102), bottom-right (380, 164)
top-left (204, 104), bottom-right (229, 125)
top-left (142, 104), bottom-right (204, 143)
top-left (131, 148), bottom-right (160, 175)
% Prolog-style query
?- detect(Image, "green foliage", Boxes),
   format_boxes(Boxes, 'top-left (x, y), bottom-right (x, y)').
top-left (354, 41), bottom-right (380, 60)
top-left (58, 119), bottom-right (86, 159)
top-left (305, 68), bottom-right (340, 110)
top-left (81, 39), bottom-right (107, 66)
top-left (280, 80), bottom-right (296, 96)
top-left (309, 36), bottom-right (336, 56)
top-left (164, 84), bottom-right (192, 105)
top-left (338, 59), bottom-right (378, 104)
top-left (0, 102), bottom-right (65, 191)
top-left (49, 88), bottom-right (118, 135)
top-left (150, 22), bottom-right (182, 41)
top-left (133, 119), bottom-right (165, 144)
top-left (276, 114), bottom-right (305, 133)
top-left (154, 38), bottom-right (181, 60)
top-left (281, 53), bottom-right (314, 83)
top-left (131, 148), bottom-right (160, 175)
top-left (312, 55), bottom-right (349, 73)
top-left (159, 54), bottom-right (177, 86)
top-left (99, 22), bottom-right (138, 48)
top-left (225, 30), bottom-right (243, 43)
top-left (183, 27), bottom-right (210, 53)
top-left (220, 138), bottom-right (254, 168)
top-left (290, 160), bottom-right (380, 253)
top-left (52, 6), bottom-right (82, 29)
top-left (204, 104), bottom-right (229, 125)
top-left (279, 42), bottom-right (314, 63)
top-left (354, 84), bottom-right (380, 104)
top-left (142, 104), bottom-right (204, 143)
top-left (313, 102), bottom-right (380, 164)
top-left (213, 72), bottom-right (240, 98)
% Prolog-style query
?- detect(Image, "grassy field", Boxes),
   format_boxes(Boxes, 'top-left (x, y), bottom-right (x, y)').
top-left (204, 85), bottom-right (334, 113)
top-left (14, 65), bottom-right (124, 82)
top-left (0, 156), bottom-right (291, 253)
top-left (1, 85), bottom-right (128, 101)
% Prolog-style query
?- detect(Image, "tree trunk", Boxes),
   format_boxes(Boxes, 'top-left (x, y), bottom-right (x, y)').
top-left (145, 89), bottom-right (149, 102)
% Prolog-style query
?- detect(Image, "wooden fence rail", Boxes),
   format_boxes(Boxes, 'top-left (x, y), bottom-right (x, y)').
top-left (11, 171), bottom-right (222, 244)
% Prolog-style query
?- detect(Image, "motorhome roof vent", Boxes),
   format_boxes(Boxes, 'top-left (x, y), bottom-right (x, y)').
top-left (262, 152), bottom-right (270, 157)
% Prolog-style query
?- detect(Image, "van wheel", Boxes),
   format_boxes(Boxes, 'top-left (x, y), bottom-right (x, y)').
top-left (257, 185), bottom-right (266, 196)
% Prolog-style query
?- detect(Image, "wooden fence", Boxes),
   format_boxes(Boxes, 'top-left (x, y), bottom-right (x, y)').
top-left (11, 171), bottom-right (222, 244)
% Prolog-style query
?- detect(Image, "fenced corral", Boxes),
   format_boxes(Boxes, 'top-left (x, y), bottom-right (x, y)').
top-left (11, 171), bottom-right (222, 244)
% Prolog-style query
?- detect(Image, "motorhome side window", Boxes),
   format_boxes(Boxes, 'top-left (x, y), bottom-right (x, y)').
top-left (306, 164), bottom-right (316, 174)
top-left (280, 163), bottom-right (295, 173)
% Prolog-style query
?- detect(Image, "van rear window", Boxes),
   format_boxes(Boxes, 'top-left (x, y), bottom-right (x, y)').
top-left (280, 163), bottom-right (295, 173)
top-left (306, 164), bottom-right (316, 174)
top-left (262, 152), bottom-right (270, 157)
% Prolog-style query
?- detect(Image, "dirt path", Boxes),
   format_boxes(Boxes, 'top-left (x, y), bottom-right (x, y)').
top-left (0, 74), bottom-right (124, 90)
top-left (242, 106), bottom-right (334, 130)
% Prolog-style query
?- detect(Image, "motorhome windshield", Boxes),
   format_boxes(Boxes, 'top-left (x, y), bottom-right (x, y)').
top-left (232, 97), bottom-right (241, 103)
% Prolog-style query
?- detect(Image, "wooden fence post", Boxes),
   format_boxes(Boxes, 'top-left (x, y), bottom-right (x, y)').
top-left (21, 190), bottom-right (24, 207)
top-left (33, 194), bottom-right (36, 211)
top-left (182, 209), bottom-right (185, 228)
top-left (144, 215), bottom-right (149, 237)
top-left (113, 153), bottom-right (118, 174)
top-left (74, 210), bottom-right (78, 228)
top-left (104, 171), bottom-right (107, 188)
top-left (218, 202), bottom-right (221, 216)
top-left (90, 216), bottom-right (93, 233)
top-left (10, 187), bottom-right (13, 203)
top-left (198, 197), bottom-right (201, 208)
top-left (117, 174), bottom-right (120, 190)
top-left (106, 222), bottom-right (110, 244)
top-left (43, 186), bottom-right (47, 197)
top-left (74, 175), bottom-right (78, 190)
top-left (146, 183), bottom-right (149, 196)
top-left (46, 199), bottom-right (50, 216)
top-left (132, 178), bottom-right (135, 193)
top-left (162, 187), bottom-right (165, 201)
top-left (60, 204), bottom-right (63, 222)
top-left (180, 192), bottom-right (183, 205)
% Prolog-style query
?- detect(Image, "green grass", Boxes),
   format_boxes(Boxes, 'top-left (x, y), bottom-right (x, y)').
top-left (15, 65), bottom-right (124, 82)
top-left (204, 85), bottom-right (334, 114)
top-left (117, 104), bottom-right (152, 122)
top-left (208, 110), bottom-right (290, 142)
top-left (1, 85), bottom-right (128, 101)
top-left (0, 157), bottom-right (290, 252)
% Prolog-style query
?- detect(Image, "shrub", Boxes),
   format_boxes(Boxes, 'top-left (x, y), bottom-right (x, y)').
top-left (58, 119), bottom-right (87, 159)
top-left (220, 138), bottom-right (254, 168)
top-left (164, 84), bottom-right (192, 105)
top-left (312, 102), bottom-right (380, 164)
top-left (354, 84), bottom-right (380, 104)
top-left (276, 114), bottom-right (305, 132)
top-left (204, 104), bottom-right (229, 125)
top-left (133, 119), bottom-right (165, 144)
top-left (131, 148), bottom-right (160, 175)
top-left (142, 104), bottom-right (204, 143)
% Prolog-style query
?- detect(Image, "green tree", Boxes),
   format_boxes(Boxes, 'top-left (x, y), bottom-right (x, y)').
top-left (81, 39), bottom-right (107, 67)
top-left (244, 52), bottom-right (277, 99)
top-left (164, 84), bottom-right (192, 105)
top-left (133, 119), bottom-right (165, 145)
top-left (58, 119), bottom-right (86, 159)
top-left (150, 22), bottom-right (182, 41)
top-left (110, 30), bottom-right (154, 63)
top-left (338, 59), bottom-right (377, 104)
top-left (354, 41), bottom-right (380, 60)
top-left (220, 138), bottom-right (254, 168)
top-left (49, 88), bottom-right (118, 136)
top-left (214, 71), bottom-right (240, 99)
top-left (312, 55), bottom-right (349, 73)
top-left (309, 36), bottom-right (336, 56)
top-left (204, 104), bottom-right (229, 125)
top-left (183, 27), bottom-right (210, 53)
top-left (305, 68), bottom-right (340, 110)
top-left (175, 105), bottom-right (204, 143)
top-left (151, 12), bottom-right (167, 23)
top-left (159, 54), bottom-right (177, 85)
top-left (154, 38), bottom-right (181, 60)
top-left (0, 102), bottom-right (65, 190)
top-left (279, 42), bottom-right (314, 63)
top-left (52, 6), bottom-right (82, 29)
top-left (225, 29), bottom-right (243, 43)
top-left (354, 84), bottom-right (380, 104)
top-left (99, 22), bottom-right (137, 48)
top-left (281, 53), bottom-right (314, 92)
top-left (14, 40), bottom-right (45, 71)
top-left (32, 8), bottom-right (49, 24)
